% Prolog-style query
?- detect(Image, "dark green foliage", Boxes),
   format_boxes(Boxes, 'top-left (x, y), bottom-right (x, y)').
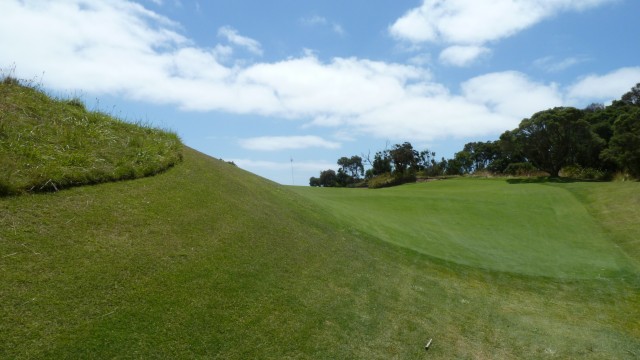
top-left (513, 107), bottom-right (603, 177)
top-left (337, 155), bottom-right (364, 180)
top-left (504, 162), bottom-right (537, 176)
top-left (309, 176), bottom-right (321, 187)
top-left (371, 150), bottom-right (392, 175)
top-left (620, 82), bottom-right (640, 106)
top-left (389, 142), bottom-right (419, 174)
top-left (367, 171), bottom-right (416, 189)
top-left (319, 169), bottom-right (337, 187)
top-left (460, 141), bottom-right (500, 172)
top-left (602, 108), bottom-right (640, 177)
top-left (311, 155), bottom-right (365, 187)
top-left (561, 164), bottom-right (606, 180)
top-left (449, 83), bottom-right (640, 178)
top-left (311, 83), bottom-right (640, 186)
top-left (0, 77), bottom-right (183, 195)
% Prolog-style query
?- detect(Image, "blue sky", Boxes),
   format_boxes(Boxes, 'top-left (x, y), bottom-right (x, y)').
top-left (2, 0), bottom-right (639, 185)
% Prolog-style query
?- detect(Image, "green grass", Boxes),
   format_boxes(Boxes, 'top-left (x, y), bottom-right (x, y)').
top-left (291, 179), bottom-right (638, 279)
top-left (1, 149), bottom-right (638, 359)
top-left (0, 78), bottom-right (182, 195)
top-left (1, 80), bottom-right (638, 358)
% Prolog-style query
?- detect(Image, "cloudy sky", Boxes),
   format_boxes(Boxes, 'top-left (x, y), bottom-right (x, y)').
top-left (2, 0), bottom-right (639, 185)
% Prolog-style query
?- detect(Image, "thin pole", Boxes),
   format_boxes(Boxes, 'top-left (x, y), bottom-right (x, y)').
top-left (290, 157), bottom-right (294, 185)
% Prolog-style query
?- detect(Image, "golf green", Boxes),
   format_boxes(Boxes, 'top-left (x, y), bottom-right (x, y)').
top-left (292, 179), bottom-right (636, 278)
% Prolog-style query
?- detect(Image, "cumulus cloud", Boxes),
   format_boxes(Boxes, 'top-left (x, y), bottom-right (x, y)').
top-left (390, 0), bottom-right (615, 66)
top-left (390, 0), bottom-right (614, 44)
top-left (0, 0), bottom-right (632, 150)
top-left (239, 136), bottom-right (341, 151)
top-left (567, 67), bottom-right (640, 104)
top-left (439, 45), bottom-right (490, 67)
top-left (462, 71), bottom-right (563, 117)
top-left (217, 26), bottom-right (263, 56)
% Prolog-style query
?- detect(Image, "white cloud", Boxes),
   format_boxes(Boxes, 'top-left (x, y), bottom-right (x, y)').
top-left (217, 26), bottom-right (263, 56)
top-left (239, 136), bottom-right (341, 151)
top-left (408, 53), bottom-right (432, 66)
top-left (461, 71), bottom-right (563, 118)
top-left (231, 159), bottom-right (335, 172)
top-left (301, 15), bottom-right (328, 26)
top-left (567, 67), bottom-right (640, 105)
top-left (300, 15), bottom-right (345, 36)
top-left (390, 0), bottom-right (615, 45)
top-left (533, 56), bottom-right (588, 72)
top-left (439, 45), bottom-right (490, 66)
top-left (0, 0), bottom-right (632, 151)
top-left (237, 56), bottom-right (430, 117)
top-left (332, 24), bottom-right (346, 36)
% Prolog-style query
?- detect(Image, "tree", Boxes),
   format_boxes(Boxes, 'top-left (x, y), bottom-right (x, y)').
top-left (620, 82), bottom-right (640, 106)
top-left (319, 169), bottom-right (337, 187)
top-left (460, 141), bottom-right (500, 173)
top-left (309, 177), bottom-right (321, 187)
top-left (514, 107), bottom-right (602, 177)
top-left (601, 108), bottom-right (640, 177)
top-left (337, 155), bottom-right (364, 180)
top-left (389, 142), bottom-right (419, 174)
top-left (486, 131), bottom-right (527, 174)
top-left (371, 150), bottom-right (392, 176)
top-left (451, 150), bottom-right (473, 174)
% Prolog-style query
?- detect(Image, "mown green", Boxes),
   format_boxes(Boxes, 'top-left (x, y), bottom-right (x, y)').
top-left (0, 78), bottom-right (182, 195)
top-left (291, 179), bottom-right (637, 279)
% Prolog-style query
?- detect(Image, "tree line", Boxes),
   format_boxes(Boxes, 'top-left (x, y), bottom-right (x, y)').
top-left (310, 83), bottom-right (640, 187)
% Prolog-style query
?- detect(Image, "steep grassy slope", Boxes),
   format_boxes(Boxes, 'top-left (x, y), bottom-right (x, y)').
top-left (1, 149), bottom-right (639, 359)
top-left (0, 78), bottom-right (182, 195)
top-left (291, 179), bottom-right (638, 279)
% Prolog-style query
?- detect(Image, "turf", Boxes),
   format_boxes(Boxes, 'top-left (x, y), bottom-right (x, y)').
top-left (291, 179), bottom-right (638, 279)
top-left (1, 149), bottom-right (639, 359)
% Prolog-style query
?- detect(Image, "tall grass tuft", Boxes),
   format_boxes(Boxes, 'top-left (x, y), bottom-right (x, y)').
top-left (0, 76), bottom-right (183, 196)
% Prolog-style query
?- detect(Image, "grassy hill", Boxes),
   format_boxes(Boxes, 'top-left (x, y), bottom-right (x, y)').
top-left (0, 77), bottom-right (182, 195)
top-left (1, 82), bottom-right (639, 358)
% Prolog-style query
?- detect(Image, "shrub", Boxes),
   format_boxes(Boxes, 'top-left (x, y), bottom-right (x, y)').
top-left (560, 165), bottom-right (606, 180)
top-left (504, 162), bottom-right (537, 177)
top-left (368, 172), bottom-right (416, 189)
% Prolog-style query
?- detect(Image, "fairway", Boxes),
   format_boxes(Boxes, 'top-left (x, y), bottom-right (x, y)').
top-left (292, 179), bottom-right (637, 278)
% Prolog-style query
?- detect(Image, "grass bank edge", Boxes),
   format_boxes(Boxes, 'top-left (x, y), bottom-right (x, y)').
top-left (0, 76), bottom-right (183, 196)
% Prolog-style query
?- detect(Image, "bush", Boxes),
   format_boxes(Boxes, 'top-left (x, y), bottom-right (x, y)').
top-left (504, 162), bottom-right (537, 177)
top-left (560, 165), bottom-right (606, 180)
top-left (368, 172), bottom-right (416, 189)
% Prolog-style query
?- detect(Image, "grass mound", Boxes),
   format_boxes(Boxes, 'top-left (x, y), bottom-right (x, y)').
top-left (0, 77), bottom-right (182, 196)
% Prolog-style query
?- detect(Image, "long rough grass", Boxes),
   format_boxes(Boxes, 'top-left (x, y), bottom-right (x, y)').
top-left (0, 77), bottom-right (182, 195)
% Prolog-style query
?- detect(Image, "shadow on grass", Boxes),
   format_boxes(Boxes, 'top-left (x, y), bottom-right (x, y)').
top-left (506, 176), bottom-right (606, 184)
